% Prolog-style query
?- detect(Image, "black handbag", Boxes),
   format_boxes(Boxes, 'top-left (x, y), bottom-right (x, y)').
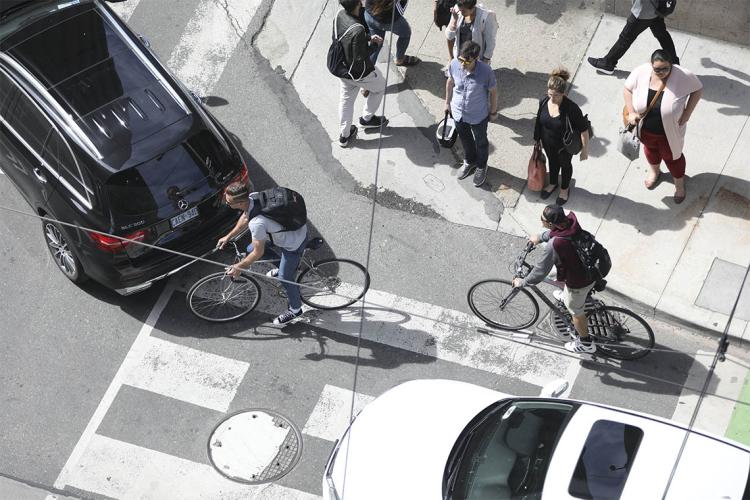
top-left (562, 114), bottom-right (583, 155)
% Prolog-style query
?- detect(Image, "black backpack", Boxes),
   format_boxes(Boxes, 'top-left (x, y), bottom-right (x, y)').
top-left (249, 187), bottom-right (307, 232)
top-left (327, 17), bottom-right (360, 79)
top-left (565, 230), bottom-right (611, 290)
top-left (434, 0), bottom-right (453, 30)
top-left (656, 0), bottom-right (677, 16)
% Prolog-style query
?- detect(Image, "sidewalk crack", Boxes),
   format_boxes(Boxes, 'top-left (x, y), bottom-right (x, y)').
top-left (290, 0), bottom-right (332, 81)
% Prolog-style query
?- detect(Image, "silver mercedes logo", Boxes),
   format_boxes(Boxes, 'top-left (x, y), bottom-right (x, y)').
top-left (177, 199), bottom-right (189, 210)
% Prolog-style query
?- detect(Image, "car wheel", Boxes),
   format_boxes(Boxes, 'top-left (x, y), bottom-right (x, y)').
top-left (42, 221), bottom-right (87, 284)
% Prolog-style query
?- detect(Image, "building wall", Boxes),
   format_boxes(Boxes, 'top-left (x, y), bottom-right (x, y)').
top-left (603, 0), bottom-right (749, 46)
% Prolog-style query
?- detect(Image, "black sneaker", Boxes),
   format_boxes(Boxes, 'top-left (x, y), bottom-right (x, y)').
top-left (458, 161), bottom-right (476, 180)
top-left (359, 115), bottom-right (388, 128)
top-left (338, 125), bottom-right (357, 148)
top-left (473, 167), bottom-right (487, 187)
top-left (273, 308), bottom-right (304, 325)
top-left (587, 57), bottom-right (615, 75)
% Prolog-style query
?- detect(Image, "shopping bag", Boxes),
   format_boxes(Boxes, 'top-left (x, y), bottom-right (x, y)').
top-left (527, 143), bottom-right (546, 191)
top-left (617, 125), bottom-right (640, 161)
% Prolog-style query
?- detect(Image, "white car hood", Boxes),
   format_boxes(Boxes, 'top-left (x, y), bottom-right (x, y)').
top-left (328, 379), bottom-right (507, 500)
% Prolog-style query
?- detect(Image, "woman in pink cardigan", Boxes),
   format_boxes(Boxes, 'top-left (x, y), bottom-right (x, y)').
top-left (624, 50), bottom-right (703, 204)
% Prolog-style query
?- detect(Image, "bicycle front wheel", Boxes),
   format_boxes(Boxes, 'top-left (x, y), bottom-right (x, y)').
top-left (297, 259), bottom-right (370, 310)
top-left (588, 305), bottom-right (655, 360)
top-left (187, 272), bottom-right (261, 322)
top-left (468, 279), bottom-right (539, 330)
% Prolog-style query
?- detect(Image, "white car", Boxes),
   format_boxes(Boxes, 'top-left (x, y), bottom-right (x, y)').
top-left (323, 379), bottom-right (750, 500)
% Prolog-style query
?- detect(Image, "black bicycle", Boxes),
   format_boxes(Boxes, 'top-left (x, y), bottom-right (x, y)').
top-left (467, 242), bottom-right (654, 360)
top-left (187, 237), bottom-right (370, 322)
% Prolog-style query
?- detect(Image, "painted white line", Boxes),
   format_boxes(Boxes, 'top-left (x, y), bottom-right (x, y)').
top-left (671, 350), bottom-right (747, 436)
top-left (53, 283), bottom-right (175, 490)
top-left (66, 434), bottom-right (321, 499)
top-left (303, 385), bottom-right (375, 442)
top-left (125, 336), bottom-right (248, 412)
top-left (297, 288), bottom-right (579, 388)
top-left (167, 0), bottom-right (262, 97)
top-left (108, 0), bottom-right (141, 23)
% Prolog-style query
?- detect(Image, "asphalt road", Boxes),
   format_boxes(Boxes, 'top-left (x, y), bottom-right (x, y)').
top-left (0, 1), bottom-right (746, 498)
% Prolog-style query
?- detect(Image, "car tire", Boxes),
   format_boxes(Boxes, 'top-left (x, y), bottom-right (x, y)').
top-left (42, 220), bottom-right (88, 284)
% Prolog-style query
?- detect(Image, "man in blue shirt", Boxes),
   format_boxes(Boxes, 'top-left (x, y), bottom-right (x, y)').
top-left (445, 41), bottom-right (498, 187)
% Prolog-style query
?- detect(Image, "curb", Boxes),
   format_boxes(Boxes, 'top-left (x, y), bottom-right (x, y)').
top-left (0, 474), bottom-right (80, 500)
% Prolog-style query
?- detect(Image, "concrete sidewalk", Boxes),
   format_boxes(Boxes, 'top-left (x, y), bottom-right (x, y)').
top-left (0, 475), bottom-right (78, 500)
top-left (255, 1), bottom-right (749, 338)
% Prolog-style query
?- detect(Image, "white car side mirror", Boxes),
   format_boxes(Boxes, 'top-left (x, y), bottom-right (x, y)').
top-left (539, 379), bottom-right (569, 398)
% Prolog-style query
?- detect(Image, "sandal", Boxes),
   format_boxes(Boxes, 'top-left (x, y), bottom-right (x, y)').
top-left (644, 172), bottom-right (662, 190)
top-left (395, 55), bottom-right (421, 67)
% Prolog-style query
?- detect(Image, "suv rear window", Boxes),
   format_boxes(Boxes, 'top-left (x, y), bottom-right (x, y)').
top-left (568, 420), bottom-right (643, 500)
top-left (104, 130), bottom-right (235, 216)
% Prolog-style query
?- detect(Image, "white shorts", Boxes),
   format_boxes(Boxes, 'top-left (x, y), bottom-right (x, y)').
top-left (563, 282), bottom-right (596, 316)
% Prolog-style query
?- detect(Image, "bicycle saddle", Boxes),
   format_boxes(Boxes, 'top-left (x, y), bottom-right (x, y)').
top-left (306, 237), bottom-right (324, 250)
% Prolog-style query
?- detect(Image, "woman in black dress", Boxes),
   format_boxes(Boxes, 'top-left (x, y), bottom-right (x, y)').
top-left (533, 68), bottom-right (590, 205)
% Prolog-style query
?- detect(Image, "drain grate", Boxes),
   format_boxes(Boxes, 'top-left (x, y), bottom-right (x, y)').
top-left (550, 299), bottom-right (598, 336)
top-left (208, 409), bottom-right (302, 484)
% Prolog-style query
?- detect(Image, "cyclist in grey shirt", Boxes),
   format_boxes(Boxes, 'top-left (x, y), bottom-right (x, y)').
top-left (219, 183), bottom-right (308, 325)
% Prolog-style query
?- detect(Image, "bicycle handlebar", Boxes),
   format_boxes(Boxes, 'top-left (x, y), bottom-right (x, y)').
top-left (514, 241), bottom-right (536, 279)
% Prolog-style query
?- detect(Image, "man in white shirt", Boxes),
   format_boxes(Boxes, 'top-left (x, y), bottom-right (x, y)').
top-left (218, 183), bottom-right (308, 325)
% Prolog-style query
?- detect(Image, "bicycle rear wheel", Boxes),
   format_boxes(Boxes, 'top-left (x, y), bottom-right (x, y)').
top-left (187, 272), bottom-right (261, 322)
top-left (467, 279), bottom-right (539, 330)
top-left (297, 259), bottom-right (370, 310)
top-left (587, 305), bottom-right (654, 360)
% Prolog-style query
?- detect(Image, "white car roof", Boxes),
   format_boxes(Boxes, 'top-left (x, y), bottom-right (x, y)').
top-left (544, 404), bottom-right (750, 499)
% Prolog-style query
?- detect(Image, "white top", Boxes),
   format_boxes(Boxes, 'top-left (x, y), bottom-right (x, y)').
top-left (248, 215), bottom-right (307, 251)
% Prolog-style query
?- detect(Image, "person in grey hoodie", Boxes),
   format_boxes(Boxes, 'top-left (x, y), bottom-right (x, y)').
top-left (587, 0), bottom-right (679, 74)
top-left (512, 205), bottom-right (597, 354)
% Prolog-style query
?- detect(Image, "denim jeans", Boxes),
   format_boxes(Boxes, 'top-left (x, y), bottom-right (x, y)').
top-left (364, 11), bottom-right (412, 63)
top-left (455, 117), bottom-right (489, 169)
top-left (247, 240), bottom-right (306, 311)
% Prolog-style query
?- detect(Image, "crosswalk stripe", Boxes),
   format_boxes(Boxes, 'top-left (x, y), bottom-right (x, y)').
top-left (302, 385), bottom-right (375, 442)
top-left (108, 0), bottom-right (142, 22)
top-left (295, 288), bottom-right (581, 388)
top-left (166, 0), bottom-right (262, 97)
top-left (66, 434), bottom-right (322, 499)
top-left (124, 336), bottom-right (249, 413)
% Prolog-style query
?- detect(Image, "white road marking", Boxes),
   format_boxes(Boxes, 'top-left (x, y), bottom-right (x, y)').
top-left (125, 336), bottom-right (248, 412)
top-left (53, 284), bottom-right (175, 490)
top-left (66, 434), bottom-right (321, 499)
top-left (303, 385), bottom-right (375, 442)
top-left (167, 0), bottom-right (262, 97)
top-left (301, 287), bottom-right (579, 388)
top-left (107, 0), bottom-right (141, 22)
top-left (671, 350), bottom-right (747, 436)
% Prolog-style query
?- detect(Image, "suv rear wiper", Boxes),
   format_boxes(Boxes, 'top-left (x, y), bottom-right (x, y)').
top-left (0, 0), bottom-right (36, 21)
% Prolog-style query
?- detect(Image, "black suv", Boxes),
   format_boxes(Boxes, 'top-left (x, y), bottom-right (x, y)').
top-left (0, 0), bottom-right (248, 294)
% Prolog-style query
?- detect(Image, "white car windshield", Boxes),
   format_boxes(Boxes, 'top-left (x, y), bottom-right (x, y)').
top-left (447, 400), bottom-right (575, 500)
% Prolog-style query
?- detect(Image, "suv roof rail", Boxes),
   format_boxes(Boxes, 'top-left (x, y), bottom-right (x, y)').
top-left (0, 52), bottom-right (103, 160)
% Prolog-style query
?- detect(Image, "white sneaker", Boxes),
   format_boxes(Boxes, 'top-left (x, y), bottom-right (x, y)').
top-left (552, 289), bottom-right (564, 302)
top-left (565, 337), bottom-right (596, 354)
top-left (266, 268), bottom-right (279, 278)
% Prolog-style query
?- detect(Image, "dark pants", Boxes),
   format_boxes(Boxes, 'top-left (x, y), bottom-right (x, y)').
top-left (542, 142), bottom-right (573, 189)
top-left (455, 117), bottom-right (489, 169)
top-left (605, 14), bottom-right (679, 65)
top-left (247, 240), bottom-right (306, 310)
top-left (364, 11), bottom-right (412, 64)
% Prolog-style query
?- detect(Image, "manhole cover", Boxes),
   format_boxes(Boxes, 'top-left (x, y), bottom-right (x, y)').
top-left (208, 409), bottom-right (302, 484)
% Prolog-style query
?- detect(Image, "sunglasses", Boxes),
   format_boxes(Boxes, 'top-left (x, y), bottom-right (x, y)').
top-left (652, 65), bottom-right (671, 74)
top-left (458, 56), bottom-right (476, 66)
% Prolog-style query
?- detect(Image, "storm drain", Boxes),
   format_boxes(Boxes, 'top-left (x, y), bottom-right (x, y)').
top-left (208, 409), bottom-right (302, 484)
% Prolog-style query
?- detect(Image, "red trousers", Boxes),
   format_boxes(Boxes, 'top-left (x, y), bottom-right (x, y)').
top-left (640, 128), bottom-right (686, 179)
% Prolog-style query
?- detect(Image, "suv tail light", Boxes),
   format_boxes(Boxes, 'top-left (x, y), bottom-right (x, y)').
top-left (222, 159), bottom-right (249, 199)
top-left (88, 229), bottom-right (147, 253)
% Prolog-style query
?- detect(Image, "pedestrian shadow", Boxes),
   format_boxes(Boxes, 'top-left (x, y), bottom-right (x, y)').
top-left (565, 172), bottom-right (750, 235)
top-left (354, 125), bottom-right (448, 168)
top-left (695, 59), bottom-right (750, 116)
top-left (504, 0), bottom-right (569, 25)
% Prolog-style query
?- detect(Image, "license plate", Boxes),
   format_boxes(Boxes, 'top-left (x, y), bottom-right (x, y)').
top-left (170, 206), bottom-right (199, 228)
